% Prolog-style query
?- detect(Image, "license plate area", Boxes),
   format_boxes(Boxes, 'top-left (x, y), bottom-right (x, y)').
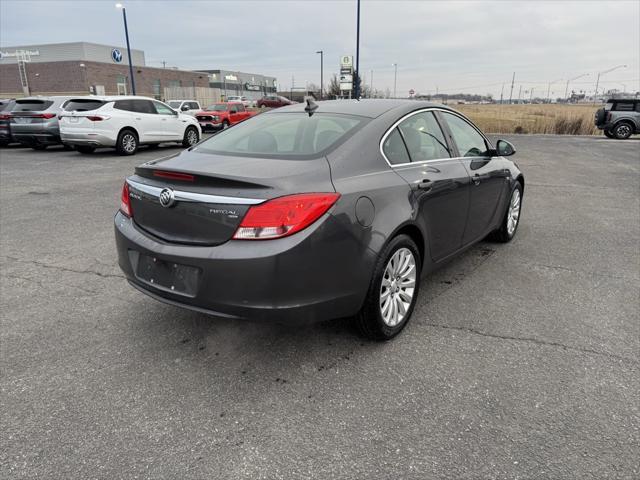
top-left (133, 252), bottom-right (201, 297)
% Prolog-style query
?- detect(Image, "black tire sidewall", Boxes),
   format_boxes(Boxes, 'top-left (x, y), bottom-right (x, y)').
top-left (117, 130), bottom-right (137, 155)
top-left (358, 234), bottom-right (422, 340)
top-left (614, 122), bottom-right (633, 140)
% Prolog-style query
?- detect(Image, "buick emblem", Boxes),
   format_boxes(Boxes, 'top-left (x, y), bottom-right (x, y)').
top-left (159, 188), bottom-right (175, 208)
top-left (111, 48), bottom-right (123, 63)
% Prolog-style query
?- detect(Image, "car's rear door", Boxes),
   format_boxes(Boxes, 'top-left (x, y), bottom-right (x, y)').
top-left (153, 100), bottom-right (184, 140)
top-left (383, 110), bottom-right (470, 262)
top-left (437, 110), bottom-right (509, 245)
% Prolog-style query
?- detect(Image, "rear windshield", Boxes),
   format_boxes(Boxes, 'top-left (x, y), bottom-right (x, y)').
top-left (13, 100), bottom-right (54, 112)
top-left (196, 112), bottom-right (366, 159)
top-left (63, 99), bottom-right (106, 112)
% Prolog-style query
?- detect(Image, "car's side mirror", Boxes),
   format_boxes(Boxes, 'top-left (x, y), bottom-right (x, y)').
top-left (181, 105), bottom-right (189, 111)
top-left (495, 139), bottom-right (516, 156)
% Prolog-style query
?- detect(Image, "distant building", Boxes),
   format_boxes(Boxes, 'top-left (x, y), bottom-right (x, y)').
top-left (199, 69), bottom-right (277, 102)
top-left (0, 42), bottom-right (209, 98)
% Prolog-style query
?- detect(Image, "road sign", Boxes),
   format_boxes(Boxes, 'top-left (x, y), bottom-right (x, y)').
top-left (409, 89), bottom-right (415, 96)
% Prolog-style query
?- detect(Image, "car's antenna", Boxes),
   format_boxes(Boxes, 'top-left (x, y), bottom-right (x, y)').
top-left (305, 97), bottom-right (318, 116)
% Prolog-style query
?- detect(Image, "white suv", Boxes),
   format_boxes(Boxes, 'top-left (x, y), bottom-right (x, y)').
top-left (167, 100), bottom-right (201, 116)
top-left (59, 96), bottom-right (201, 155)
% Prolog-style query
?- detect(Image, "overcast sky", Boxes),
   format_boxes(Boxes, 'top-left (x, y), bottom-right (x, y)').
top-left (1, 0), bottom-right (638, 98)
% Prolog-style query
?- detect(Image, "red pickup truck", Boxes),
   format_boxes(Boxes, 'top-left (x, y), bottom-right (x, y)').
top-left (195, 102), bottom-right (256, 131)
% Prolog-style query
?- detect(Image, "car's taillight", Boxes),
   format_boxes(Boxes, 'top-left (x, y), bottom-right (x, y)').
top-left (233, 193), bottom-right (340, 240)
top-left (120, 182), bottom-right (133, 217)
top-left (86, 115), bottom-right (108, 121)
top-left (35, 113), bottom-right (57, 119)
top-left (0, 114), bottom-right (10, 120)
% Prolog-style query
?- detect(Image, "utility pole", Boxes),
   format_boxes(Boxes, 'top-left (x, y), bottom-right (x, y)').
top-left (162, 60), bottom-right (166, 69)
top-left (316, 50), bottom-right (323, 99)
top-left (354, 0), bottom-right (361, 99)
top-left (115, 3), bottom-right (136, 95)
top-left (508, 72), bottom-right (515, 104)
top-left (499, 83), bottom-right (504, 104)
top-left (370, 69), bottom-right (373, 97)
top-left (392, 63), bottom-right (398, 98)
top-left (530, 88), bottom-right (534, 103)
top-left (594, 65), bottom-right (627, 105)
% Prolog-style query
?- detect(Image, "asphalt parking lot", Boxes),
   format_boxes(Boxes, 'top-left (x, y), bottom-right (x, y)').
top-left (1, 135), bottom-right (638, 479)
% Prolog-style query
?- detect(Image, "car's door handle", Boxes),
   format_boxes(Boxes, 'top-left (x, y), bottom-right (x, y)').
top-left (414, 179), bottom-right (433, 191)
top-left (473, 173), bottom-right (490, 185)
top-left (161, 118), bottom-right (167, 121)
top-left (135, 117), bottom-right (141, 120)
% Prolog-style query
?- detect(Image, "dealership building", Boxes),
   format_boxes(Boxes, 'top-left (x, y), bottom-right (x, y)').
top-left (0, 42), bottom-right (277, 103)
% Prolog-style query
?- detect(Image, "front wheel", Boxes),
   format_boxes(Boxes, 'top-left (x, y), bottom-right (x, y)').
top-left (182, 126), bottom-right (199, 147)
top-left (613, 122), bottom-right (633, 140)
top-left (490, 182), bottom-right (523, 243)
top-left (355, 234), bottom-right (421, 341)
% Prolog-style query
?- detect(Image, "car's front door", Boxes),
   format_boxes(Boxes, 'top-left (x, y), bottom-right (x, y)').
top-left (383, 110), bottom-right (471, 262)
top-left (153, 100), bottom-right (183, 140)
top-left (129, 99), bottom-right (164, 143)
top-left (438, 111), bottom-right (509, 245)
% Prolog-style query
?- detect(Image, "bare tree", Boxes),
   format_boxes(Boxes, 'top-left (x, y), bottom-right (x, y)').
top-left (327, 74), bottom-right (341, 98)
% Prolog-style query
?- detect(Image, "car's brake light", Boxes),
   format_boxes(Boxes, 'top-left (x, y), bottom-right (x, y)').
top-left (120, 182), bottom-right (133, 217)
top-left (153, 170), bottom-right (195, 181)
top-left (34, 113), bottom-right (57, 119)
top-left (233, 193), bottom-right (340, 240)
top-left (86, 115), bottom-right (108, 121)
top-left (0, 114), bottom-right (10, 120)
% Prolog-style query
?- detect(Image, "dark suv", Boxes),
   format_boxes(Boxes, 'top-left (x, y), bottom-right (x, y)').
top-left (595, 98), bottom-right (640, 139)
top-left (0, 99), bottom-right (16, 147)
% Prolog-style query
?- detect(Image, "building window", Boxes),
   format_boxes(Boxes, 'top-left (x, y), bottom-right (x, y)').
top-left (116, 74), bottom-right (127, 95)
top-left (167, 80), bottom-right (181, 88)
top-left (152, 79), bottom-right (161, 99)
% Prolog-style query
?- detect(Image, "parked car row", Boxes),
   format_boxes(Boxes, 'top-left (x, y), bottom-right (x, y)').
top-left (0, 95), bottom-right (203, 155)
top-left (195, 102), bottom-right (257, 131)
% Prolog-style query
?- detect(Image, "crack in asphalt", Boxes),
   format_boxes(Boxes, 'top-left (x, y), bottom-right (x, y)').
top-left (1, 255), bottom-right (124, 280)
top-left (425, 322), bottom-right (637, 365)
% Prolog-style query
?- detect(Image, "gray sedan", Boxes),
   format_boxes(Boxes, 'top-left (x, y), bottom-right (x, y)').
top-left (114, 99), bottom-right (524, 340)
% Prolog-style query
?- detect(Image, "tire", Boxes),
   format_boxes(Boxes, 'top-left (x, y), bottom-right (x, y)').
top-left (75, 145), bottom-right (96, 154)
top-left (0, 141), bottom-right (9, 148)
top-left (490, 181), bottom-right (523, 243)
top-left (355, 234), bottom-right (421, 341)
top-left (32, 144), bottom-right (47, 151)
top-left (612, 122), bottom-right (633, 140)
top-left (62, 144), bottom-right (73, 151)
top-left (594, 108), bottom-right (606, 126)
top-left (222, 120), bottom-right (230, 130)
top-left (604, 130), bottom-right (615, 139)
top-left (116, 129), bottom-right (138, 156)
top-left (147, 144), bottom-right (160, 150)
top-left (182, 126), bottom-right (199, 147)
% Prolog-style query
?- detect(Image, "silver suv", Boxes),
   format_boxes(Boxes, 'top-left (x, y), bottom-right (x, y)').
top-left (595, 98), bottom-right (640, 139)
top-left (10, 96), bottom-right (72, 150)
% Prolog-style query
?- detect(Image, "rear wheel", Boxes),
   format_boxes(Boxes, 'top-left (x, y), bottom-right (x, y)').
top-left (32, 144), bottom-right (47, 151)
top-left (75, 145), bottom-right (96, 154)
top-left (182, 126), bottom-right (199, 147)
top-left (613, 122), bottom-right (633, 140)
top-left (604, 130), bottom-right (615, 139)
top-left (355, 234), bottom-right (421, 341)
top-left (491, 181), bottom-right (523, 243)
top-left (116, 129), bottom-right (138, 156)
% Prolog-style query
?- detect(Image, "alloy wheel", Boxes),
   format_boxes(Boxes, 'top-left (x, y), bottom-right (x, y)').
top-left (187, 129), bottom-right (198, 145)
top-left (379, 247), bottom-right (417, 327)
top-left (122, 134), bottom-right (136, 153)
top-left (507, 188), bottom-right (521, 236)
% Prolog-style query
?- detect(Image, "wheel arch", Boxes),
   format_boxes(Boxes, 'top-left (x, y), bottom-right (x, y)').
top-left (614, 119), bottom-right (636, 133)
top-left (118, 126), bottom-right (139, 141)
top-left (390, 222), bottom-right (426, 268)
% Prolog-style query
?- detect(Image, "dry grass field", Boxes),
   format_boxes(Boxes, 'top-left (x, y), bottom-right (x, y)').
top-left (452, 104), bottom-right (600, 135)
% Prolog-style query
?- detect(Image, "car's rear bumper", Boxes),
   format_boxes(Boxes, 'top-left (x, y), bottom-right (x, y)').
top-left (12, 133), bottom-right (61, 145)
top-left (114, 211), bottom-right (374, 324)
top-left (60, 132), bottom-right (117, 147)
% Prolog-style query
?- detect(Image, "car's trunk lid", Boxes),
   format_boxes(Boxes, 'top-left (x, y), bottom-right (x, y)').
top-left (127, 150), bottom-right (334, 246)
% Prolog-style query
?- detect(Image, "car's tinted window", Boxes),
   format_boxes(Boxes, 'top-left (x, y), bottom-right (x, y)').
top-left (636, 103), bottom-right (640, 113)
top-left (398, 111), bottom-right (450, 161)
top-left (235, 104), bottom-right (245, 112)
top-left (114, 99), bottom-right (155, 114)
top-left (168, 101), bottom-right (181, 108)
top-left (0, 100), bottom-right (15, 112)
top-left (197, 113), bottom-right (364, 158)
top-left (440, 112), bottom-right (488, 157)
top-left (382, 128), bottom-right (411, 165)
top-left (63, 99), bottom-right (106, 112)
top-left (188, 102), bottom-right (199, 109)
top-left (613, 102), bottom-right (635, 112)
top-left (13, 100), bottom-right (54, 112)
top-left (153, 101), bottom-right (174, 115)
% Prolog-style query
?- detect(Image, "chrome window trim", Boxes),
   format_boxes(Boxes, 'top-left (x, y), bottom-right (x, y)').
top-left (126, 179), bottom-right (265, 205)
top-left (379, 107), bottom-right (492, 168)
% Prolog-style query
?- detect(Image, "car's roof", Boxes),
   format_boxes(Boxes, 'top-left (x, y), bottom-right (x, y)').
top-left (64, 95), bottom-right (158, 102)
top-left (168, 99), bottom-right (198, 102)
top-left (271, 99), bottom-right (452, 118)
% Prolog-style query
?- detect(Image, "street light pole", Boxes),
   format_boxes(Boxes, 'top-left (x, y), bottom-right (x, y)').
top-left (370, 69), bottom-right (373, 98)
top-left (564, 73), bottom-right (589, 101)
top-left (594, 64), bottom-right (626, 104)
top-left (316, 50), bottom-right (323, 100)
top-left (354, 0), bottom-right (361, 99)
top-left (115, 3), bottom-right (136, 95)
top-left (546, 78), bottom-right (562, 103)
top-left (392, 63), bottom-right (397, 98)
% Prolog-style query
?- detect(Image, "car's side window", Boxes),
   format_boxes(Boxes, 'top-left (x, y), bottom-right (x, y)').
top-left (440, 112), bottom-right (489, 157)
top-left (236, 104), bottom-right (245, 112)
top-left (153, 101), bottom-right (175, 115)
top-left (229, 105), bottom-right (239, 113)
top-left (397, 111), bottom-right (450, 161)
top-left (382, 128), bottom-right (411, 165)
